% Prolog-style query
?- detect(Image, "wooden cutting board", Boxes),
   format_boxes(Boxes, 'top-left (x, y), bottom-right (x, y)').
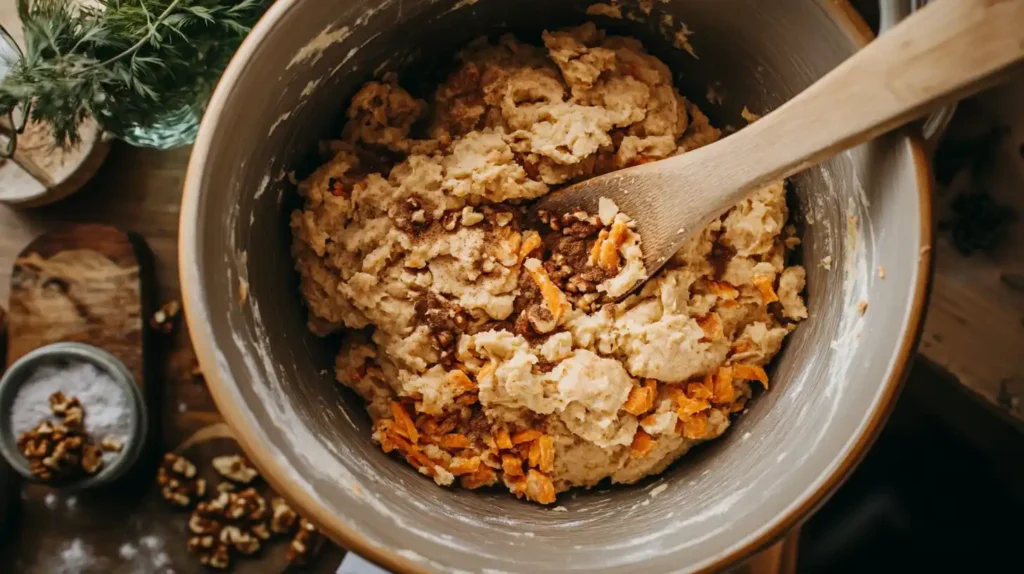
top-left (4, 224), bottom-right (153, 387)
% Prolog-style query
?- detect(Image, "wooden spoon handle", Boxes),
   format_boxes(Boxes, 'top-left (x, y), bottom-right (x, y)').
top-left (700, 0), bottom-right (1024, 203)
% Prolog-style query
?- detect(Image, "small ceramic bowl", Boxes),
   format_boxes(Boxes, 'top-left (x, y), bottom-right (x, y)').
top-left (0, 342), bottom-right (148, 490)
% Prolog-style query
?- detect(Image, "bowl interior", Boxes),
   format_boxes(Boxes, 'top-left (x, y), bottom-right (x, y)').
top-left (181, 0), bottom-right (928, 571)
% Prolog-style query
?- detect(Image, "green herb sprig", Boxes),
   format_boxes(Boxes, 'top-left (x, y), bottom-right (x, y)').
top-left (0, 0), bottom-right (270, 148)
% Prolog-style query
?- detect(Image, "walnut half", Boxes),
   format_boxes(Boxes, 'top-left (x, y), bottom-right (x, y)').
top-left (158, 453), bottom-right (206, 508)
top-left (212, 454), bottom-right (259, 484)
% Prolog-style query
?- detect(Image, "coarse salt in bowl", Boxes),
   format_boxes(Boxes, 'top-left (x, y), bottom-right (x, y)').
top-left (0, 342), bottom-right (148, 489)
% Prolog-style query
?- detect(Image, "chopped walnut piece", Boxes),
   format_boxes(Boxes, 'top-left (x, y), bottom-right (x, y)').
top-left (18, 408), bottom-right (107, 483)
top-left (227, 488), bottom-right (268, 521)
top-left (216, 481), bottom-right (236, 493)
top-left (80, 443), bottom-right (104, 474)
top-left (271, 497), bottom-right (299, 534)
top-left (199, 543), bottom-right (232, 570)
top-left (100, 438), bottom-right (123, 452)
top-left (220, 525), bottom-right (261, 555)
top-left (62, 405), bottom-right (85, 429)
top-left (150, 299), bottom-right (182, 334)
top-left (187, 534), bottom-right (216, 554)
top-left (188, 513), bottom-right (222, 536)
top-left (158, 453), bottom-right (206, 508)
top-left (212, 455), bottom-right (259, 484)
top-left (48, 391), bottom-right (79, 415)
top-left (287, 519), bottom-right (324, 566)
top-left (251, 523), bottom-right (271, 541)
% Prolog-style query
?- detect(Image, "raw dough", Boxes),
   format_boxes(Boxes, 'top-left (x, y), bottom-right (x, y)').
top-left (290, 23), bottom-right (806, 504)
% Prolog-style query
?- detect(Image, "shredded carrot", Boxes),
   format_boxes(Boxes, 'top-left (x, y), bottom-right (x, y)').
top-left (461, 466), bottom-right (498, 489)
top-left (390, 402), bottom-right (418, 444)
top-left (707, 280), bottom-right (739, 300)
top-left (448, 457), bottom-right (481, 476)
top-left (495, 427), bottom-right (513, 450)
top-left (677, 394), bottom-right (710, 418)
top-left (589, 229), bottom-right (610, 266)
top-left (631, 429), bottom-right (656, 457)
top-left (711, 366), bottom-right (735, 405)
top-left (525, 260), bottom-right (569, 321)
top-left (697, 312), bottom-right (723, 341)
top-left (502, 454), bottom-right (524, 477)
top-left (733, 364), bottom-right (769, 388)
top-left (681, 412), bottom-right (709, 439)
top-left (688, 379), bottom-right (714, 401)
top-left (536, 436), bottom-right (554, 473)
top-left (511, 429), bottom-right (543, 445)
top-left (438, 434), bottom-right (471, 450)
top-left (519, 230), bottom-right (542, 260)
top-left (525, 469), bottom-right (556, 504)
top-left (753, 275), bottom-right (779, 304)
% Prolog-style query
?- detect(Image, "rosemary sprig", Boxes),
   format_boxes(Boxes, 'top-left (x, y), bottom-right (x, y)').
top-left (0, 0), bottom-right (269, 148)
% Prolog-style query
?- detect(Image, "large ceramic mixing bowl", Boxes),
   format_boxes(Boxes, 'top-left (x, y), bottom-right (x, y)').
top-left (180, 0), bottom-right (932, 571)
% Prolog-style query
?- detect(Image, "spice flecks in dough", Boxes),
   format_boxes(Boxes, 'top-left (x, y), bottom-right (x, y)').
top-left (291, 24), bottom-right (806, 504)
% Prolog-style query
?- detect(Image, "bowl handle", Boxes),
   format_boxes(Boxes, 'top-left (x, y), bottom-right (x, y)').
top-left (878, 0), bottom-right (956, 143)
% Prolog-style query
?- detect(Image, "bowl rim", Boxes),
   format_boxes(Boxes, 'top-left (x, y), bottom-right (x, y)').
top-left (178, 1), bottom-right (934, 572)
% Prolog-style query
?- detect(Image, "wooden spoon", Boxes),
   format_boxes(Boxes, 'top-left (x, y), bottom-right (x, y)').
top-left (533, 0), bottom-right (1024, 290)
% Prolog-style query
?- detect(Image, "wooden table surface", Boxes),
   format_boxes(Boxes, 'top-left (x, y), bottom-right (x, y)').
top-left (0, 139), bottom-right (791, 573)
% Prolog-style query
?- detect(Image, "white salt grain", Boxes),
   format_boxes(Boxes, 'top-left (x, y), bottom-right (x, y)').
top-left (65, 496), bottom-right (78, 511)
top-left (44, 492), bottom-right (58, 509)
top-left (8, 360), bottom-right (133, 464)
top-left (119, 543), bottom-right (138, 560)
top-left (57, 539), bottom-right (94, 573)
top-left (140, 535), bottom-right (163, 551)
top-left (153, 551), bottom-right (170, 568)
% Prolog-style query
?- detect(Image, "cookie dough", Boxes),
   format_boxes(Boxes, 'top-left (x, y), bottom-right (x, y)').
top-left (290, 23), bottom-right (807, 504)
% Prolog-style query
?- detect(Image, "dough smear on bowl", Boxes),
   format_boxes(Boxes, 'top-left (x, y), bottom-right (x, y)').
top-left (290, 23), bottom-right (807, 504)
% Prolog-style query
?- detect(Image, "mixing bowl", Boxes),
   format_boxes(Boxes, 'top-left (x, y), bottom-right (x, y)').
top-left (180, 0), bottom-right (932, 571)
